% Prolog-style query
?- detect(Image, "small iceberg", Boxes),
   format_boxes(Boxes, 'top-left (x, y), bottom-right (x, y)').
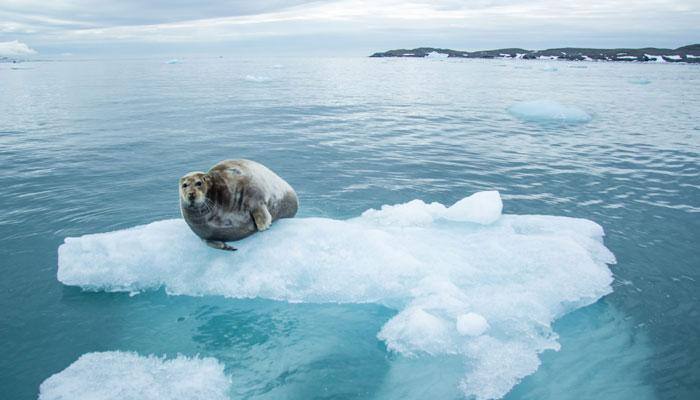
top-left (164, 59), bottom-right (181, 64)
top-left (628, 78), bottom-right (651, 85)
top-left (425, 51), bottom-right (449, 59)
top-left (542, 64), bottom-right (558, 72)
top-left (39, 351), bottom-right (231, 400)
top-left (244, 75), bottom-right (271, 82)
top-left (508, 100), bottom-right (592, 124)
top-left (57, 191), bottom-right (615, 400)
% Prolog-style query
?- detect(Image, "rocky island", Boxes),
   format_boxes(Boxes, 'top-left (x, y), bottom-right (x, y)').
top-left (370, 44), bottom-right (700, 63)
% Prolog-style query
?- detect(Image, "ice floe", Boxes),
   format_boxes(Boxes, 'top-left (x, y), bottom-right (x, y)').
top-left (164, 59), bottom-right (181, 64)
top-left (244, 75), bottom-right (271, 82)
top-left (57, 191), bottom-right (615, 400)
top-left (508, 100), bottom-right (592, 124)
top-left (38, 351), bottom-right (231, 400)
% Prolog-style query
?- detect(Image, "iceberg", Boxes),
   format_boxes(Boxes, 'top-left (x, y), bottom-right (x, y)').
top-left (164, 59), bottom-right (181, 64)
top-left (57, 191), bottom-right (615, 399)
top-left (508, 100), bottom-right (592, 124)
top-left (39, 351), bottom-right (231, 400)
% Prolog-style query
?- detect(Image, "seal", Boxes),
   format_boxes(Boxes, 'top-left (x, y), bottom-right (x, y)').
top-left (179, 159), bottom-right (298, 251)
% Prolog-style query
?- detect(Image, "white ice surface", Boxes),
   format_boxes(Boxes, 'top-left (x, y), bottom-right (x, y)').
top-left (244, 75), bottom-right (271, 82)
top-left (57, 191), bottom-right (615, 400)
top-left (38, 351), bottom-right (231, 400)
top-left (508, 100), bottom-right (592, 124)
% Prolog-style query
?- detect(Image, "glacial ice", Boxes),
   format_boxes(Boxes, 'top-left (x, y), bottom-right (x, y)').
top-left (57, 191), bottom-right (615, 400)
top-left (244, 75), bottom-right (271, 82)
top-left (38, 351), bottom-right (231, 400)
top-left (508, 100), bottom-right (592, 124)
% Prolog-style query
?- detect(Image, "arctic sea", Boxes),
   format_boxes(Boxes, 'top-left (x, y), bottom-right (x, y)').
top-left (0, 56), bottom-right (698, 399)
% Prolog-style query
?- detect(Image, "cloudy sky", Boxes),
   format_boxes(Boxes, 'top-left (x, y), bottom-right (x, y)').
top-left (1, 0), bottom-right (698, 57)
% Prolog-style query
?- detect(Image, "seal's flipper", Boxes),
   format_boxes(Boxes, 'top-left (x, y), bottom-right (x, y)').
top-left (252, 205), bottom-right (272, 231)
top-left (205, 240), bottom-right (237, 251)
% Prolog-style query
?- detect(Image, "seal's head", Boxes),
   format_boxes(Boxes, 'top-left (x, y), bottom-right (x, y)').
top-left (179, 172), bottom-right (211, 209)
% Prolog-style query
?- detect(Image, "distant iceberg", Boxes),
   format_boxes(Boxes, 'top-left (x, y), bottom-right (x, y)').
top-left (244, 75), bottom-right (271, 82)
top-left (542, 64), bottom-right (558, 72)
top-left (39, 351), bottom-right (231, 400)
top-left (164, 59), bottom-right (181, 64)
top-left (57, 191), bottom-right (615, 400)
top-left (508, 100), bottom-right (592, 124)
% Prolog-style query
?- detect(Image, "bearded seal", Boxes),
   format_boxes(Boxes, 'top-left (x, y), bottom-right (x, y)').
top-left (179, 159), bottom-right (298, 251)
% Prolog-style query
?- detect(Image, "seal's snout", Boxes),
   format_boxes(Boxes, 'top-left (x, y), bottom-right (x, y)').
top-left (188, 192), bottom-right (196, 202)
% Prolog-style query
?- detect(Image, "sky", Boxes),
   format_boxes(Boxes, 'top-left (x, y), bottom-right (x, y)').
top-left (1, 0), bottom-right (699, 57)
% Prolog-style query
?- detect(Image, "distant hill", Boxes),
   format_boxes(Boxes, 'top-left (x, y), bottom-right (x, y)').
top-left (370, 45), bottom-right (700, 63)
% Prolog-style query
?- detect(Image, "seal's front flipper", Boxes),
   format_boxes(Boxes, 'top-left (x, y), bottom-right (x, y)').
top-left (205, 240), bottom-right (237, 251)
top-left (252, 204), bottom-right (272, 231)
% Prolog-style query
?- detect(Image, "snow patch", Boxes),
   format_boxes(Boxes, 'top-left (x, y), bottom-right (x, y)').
top-left (425, 51), bottom-right (449, 59)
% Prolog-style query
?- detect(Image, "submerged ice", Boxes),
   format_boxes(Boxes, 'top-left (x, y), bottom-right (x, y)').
top-left (39, 351), bottom-right (231, 400)
top-left (508, 100), bottom-right (592, 124)
top-left (57, 191), bottom-right (615, 399)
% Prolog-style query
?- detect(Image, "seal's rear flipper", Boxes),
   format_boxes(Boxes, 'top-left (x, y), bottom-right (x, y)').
top-left (205, 240), bottom-right (237, 251)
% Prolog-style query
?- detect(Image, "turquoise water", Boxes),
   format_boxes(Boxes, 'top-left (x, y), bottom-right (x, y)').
top-left (1, 57), bottom-right (698, 399)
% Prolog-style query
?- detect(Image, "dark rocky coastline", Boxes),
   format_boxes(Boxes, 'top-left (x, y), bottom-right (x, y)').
top-left (370, 44), bottom-right (700, 63)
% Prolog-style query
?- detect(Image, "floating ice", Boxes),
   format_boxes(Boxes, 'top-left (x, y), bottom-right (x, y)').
top-left (164, 59), bottom-right (181, 64)
top-left (57, 191), bottom-right (615, 400)
top-left (541, 65), bottom-right (558, 72)
top-left (244, 75), bottom-right (271, 82)
top-left (508, 100), bottom-right (592, 124)
top-left (628, 78), bottom-right (651, 85)
top-left (38, 351), bottom-right (231, 400)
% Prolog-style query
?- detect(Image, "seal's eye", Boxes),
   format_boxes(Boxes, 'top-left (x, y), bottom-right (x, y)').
top-left (195, 181), bottom-right (202, 187)
top-left (182, 183), bottom-right (188, 188)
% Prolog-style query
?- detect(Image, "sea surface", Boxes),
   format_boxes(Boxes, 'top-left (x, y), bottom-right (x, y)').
top-left (1, 56), bottom-right (698, 399)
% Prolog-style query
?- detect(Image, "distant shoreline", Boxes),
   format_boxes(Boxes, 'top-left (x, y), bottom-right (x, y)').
top-left (370, 44), bottom-right (700, 63)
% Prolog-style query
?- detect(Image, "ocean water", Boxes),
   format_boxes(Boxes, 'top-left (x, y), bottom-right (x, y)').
top-left (1, 57), bottom-right (698, 399)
